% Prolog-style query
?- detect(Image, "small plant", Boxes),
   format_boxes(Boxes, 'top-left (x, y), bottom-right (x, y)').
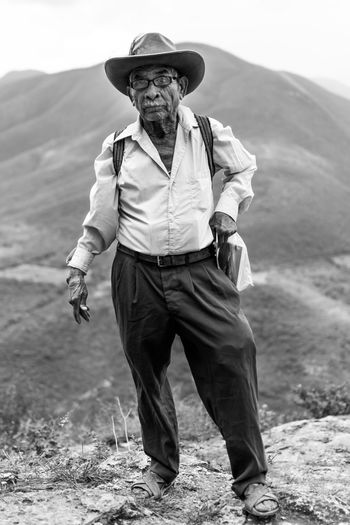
top-left (49, 454), bottom-right (113, 486)
top-left (259, 404), bottom-right (284, 431)
top-left (116, 396), bottom-right (132, 452)
top-left (9, 411), bottom-right (74, 457)
top-left (81, 429), bottom-right (110, 461)
top-left (294, 383), bottom-right (350, 418)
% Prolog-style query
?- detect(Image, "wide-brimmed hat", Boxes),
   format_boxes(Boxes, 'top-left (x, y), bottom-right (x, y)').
top-left (105, 33), bottom-right (205, 96)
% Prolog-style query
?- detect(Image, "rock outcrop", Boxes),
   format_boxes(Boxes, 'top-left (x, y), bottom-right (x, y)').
top-left (0, 416), bottom-right (349, 524)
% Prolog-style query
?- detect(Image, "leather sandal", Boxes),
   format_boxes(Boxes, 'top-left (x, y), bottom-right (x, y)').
top-left (243, 483), bottom-right (279, 518)
top-left (131, 469), bottom-right (174, 500)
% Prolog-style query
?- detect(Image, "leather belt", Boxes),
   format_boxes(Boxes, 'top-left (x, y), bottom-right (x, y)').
top-left (117, 243), bottom-right (215, 268)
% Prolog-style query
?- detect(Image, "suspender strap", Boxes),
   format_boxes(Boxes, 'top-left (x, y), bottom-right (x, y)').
top-left (113, 129), bottom-right (125, 175)
top-left (194, 114), bottom-right (215, 179)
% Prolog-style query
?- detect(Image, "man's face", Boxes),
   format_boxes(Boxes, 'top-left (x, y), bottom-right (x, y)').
top-left (128, 65), bottom-right (188, 122)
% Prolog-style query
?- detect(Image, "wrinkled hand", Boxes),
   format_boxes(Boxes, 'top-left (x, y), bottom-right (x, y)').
top-left (67, 268), bottom-right (90, 324)
top-left (210, 211), bottom-right (237, 247)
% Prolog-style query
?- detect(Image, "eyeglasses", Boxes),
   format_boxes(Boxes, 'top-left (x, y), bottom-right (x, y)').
top-left (129, 75), bottom-right (178, 91)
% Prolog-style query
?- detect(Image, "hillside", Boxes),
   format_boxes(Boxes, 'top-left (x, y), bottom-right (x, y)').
top-left (313, 77), bottom-right (350, 100)
top-left (1, 44), bottom-right (350, 423)
top-left (0, 69), bottom-right (45, 84)
top-left (1, 43), bottom-right (350, 266)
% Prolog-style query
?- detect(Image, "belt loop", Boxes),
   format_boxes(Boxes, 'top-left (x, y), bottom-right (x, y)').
top-left (185, 253), bottom-right (189, 265)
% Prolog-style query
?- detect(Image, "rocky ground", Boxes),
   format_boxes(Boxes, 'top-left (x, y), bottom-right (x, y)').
top-left (0, 416), bottom-right (349, 525)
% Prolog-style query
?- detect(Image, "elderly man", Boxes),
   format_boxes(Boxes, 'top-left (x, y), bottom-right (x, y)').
top-left (67, 33), bottom-right (279, 518)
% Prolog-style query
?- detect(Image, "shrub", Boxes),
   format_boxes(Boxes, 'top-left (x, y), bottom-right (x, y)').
top-left (294, 383), bottom-right (350, 418)
top-left (259, 404), bottom-right (285, 431)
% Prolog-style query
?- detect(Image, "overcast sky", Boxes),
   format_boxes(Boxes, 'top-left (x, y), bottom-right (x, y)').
top-left (1, 0), bottom-right (350, 85)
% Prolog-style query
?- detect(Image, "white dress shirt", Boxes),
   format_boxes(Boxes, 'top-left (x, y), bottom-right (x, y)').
top-left (68, 105), bottom-right (256, 273)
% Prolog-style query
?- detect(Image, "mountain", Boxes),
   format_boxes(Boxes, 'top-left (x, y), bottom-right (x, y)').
top-left (1, 44), bottom-right (350, 421)
top-left (313, 77), bottom-right (350, 100)
top-left (0, 69), bottom-right (45, 84)
top-left (1, 44), bottom-right (350, 267)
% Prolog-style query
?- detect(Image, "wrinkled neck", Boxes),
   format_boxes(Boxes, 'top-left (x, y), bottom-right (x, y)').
top-left (141, 114), bottom-right (178, 139)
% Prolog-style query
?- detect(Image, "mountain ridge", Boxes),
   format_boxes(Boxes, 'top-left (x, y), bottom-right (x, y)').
top-left (313, 76), bottom-right (350, 100)
top-left (0, 69), bottom-right (46, 84)
top-left (1, 44), bottom-right (350, 267)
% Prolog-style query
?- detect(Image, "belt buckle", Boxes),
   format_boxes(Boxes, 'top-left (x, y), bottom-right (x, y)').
top-left (157, 255), bottom-right (166, 267)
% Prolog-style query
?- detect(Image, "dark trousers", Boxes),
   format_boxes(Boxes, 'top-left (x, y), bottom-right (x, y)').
top-left (111, 250), bottom-right (267, 497)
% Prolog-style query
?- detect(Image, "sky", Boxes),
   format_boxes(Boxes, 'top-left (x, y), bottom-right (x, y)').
top-left (1, 0), bottom-right (350, 85)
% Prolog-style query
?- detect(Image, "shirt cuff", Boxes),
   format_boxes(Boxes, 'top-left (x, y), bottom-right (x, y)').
top-left (67, 246), bottom-right (95, 274)
top-left (215, 198), bottom-right (239, 222)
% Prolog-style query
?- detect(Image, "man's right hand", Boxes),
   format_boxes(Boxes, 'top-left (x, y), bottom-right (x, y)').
top-left (67, 268), bottom-right (90, 324)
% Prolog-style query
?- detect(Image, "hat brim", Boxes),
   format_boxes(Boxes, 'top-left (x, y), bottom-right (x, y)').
top-left (104, 50), bottom-right (205, 95)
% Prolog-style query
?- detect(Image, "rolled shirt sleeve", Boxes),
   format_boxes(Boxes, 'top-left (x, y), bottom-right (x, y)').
top-left (67, 133), bottom-right (119, 273)
top-left (210, 117), bottom-right (256, 222)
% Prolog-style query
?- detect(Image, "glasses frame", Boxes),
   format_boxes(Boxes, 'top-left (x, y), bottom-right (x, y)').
top-left (129, 75), bottom-right (179, 91)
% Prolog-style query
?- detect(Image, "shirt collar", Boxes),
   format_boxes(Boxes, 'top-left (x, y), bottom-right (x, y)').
top-left (177, 105), bottom-right (198, 131)
top-left (113, 120), bottom-right (140, 142)
top-left (113, 104), bottom-right (198, 143)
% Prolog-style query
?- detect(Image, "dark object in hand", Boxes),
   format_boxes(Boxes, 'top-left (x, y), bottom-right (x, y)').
top-left (218, 242), bottom-right (242, 285)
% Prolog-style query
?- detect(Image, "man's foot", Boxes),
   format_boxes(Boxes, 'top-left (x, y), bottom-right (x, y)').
top-left (243, 483), bottom-right (279, 518)
top-left (131, 469), bottom-right (174, 500)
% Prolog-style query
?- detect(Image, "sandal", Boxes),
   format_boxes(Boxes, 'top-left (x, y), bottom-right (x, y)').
top-left (243, 483), bottom-right (279, 518)
top-left (131, 469), bottom-right (174, 500)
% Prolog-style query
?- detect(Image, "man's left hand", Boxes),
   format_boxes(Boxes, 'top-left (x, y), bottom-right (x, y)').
top-left (210, 211), bottom-right (237, 247)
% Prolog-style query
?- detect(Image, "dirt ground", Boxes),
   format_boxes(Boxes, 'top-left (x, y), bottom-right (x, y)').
top-left (0, 449), bottom-right (299, 525)
top-left (1, 247), bottom-right (350, 524)
top-left (1, 416), bottom-right (350, 525)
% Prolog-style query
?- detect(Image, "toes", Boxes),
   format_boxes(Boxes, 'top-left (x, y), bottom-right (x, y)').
top-left (132, 488), bottom-right (149, 499)
top-left (255, 500), bottom-right (278, 512)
